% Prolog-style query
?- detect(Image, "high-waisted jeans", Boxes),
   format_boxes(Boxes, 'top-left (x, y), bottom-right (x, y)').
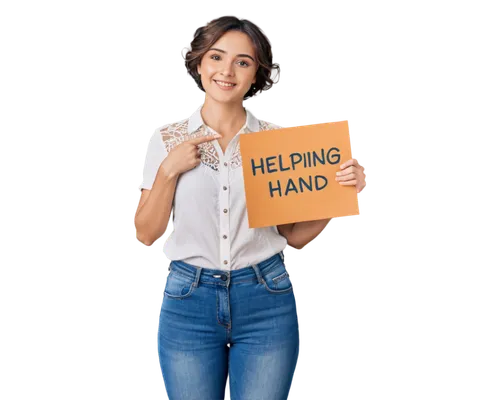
top-left (157, 251), bottom-right (300, 400)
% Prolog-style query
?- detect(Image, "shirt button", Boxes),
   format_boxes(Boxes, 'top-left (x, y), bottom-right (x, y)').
top-left (223, 209), bottom-right (228, 213)
top-left (224, 162), bottom-right (228, 167)
top-left (221, 274), bottom-right (228, 280)
top-left (223, 260), bottom-right (228, 265)
top-left (223, 235), bottom-right (227, 239)
top-left (223, 186), bottom-right (227, 190)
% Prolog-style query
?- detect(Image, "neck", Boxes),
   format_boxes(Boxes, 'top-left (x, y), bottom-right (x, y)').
top-left (200, 97), bottom-right (247, 136)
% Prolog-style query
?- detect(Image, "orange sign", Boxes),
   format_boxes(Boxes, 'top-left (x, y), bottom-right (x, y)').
top-left (240, 121), bottom-right (359, 228)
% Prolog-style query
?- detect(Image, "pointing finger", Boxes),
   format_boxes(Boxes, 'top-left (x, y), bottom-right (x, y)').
top-left (187, 133), bottom-right (221, 146)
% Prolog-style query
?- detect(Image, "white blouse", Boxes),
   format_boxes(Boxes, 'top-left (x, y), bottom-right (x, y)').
top-left (138, 104), bottom-right (288, 271)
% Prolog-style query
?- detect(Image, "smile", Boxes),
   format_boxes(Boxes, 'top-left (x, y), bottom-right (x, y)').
top-left (214, 80), bottom-right (237, 88)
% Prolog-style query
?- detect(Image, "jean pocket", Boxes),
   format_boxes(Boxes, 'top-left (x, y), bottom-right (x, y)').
top-left (261, 263), bottom-right (293, 294)
top-left (164, 271), bottom-right (196, 299)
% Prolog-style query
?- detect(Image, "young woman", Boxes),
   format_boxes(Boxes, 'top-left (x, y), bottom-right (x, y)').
top-left (135, 16), bottom-right (366, 400)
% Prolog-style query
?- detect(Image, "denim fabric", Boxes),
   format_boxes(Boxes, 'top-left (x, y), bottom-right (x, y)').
top-left (157, 251), bottom-right (300, 400)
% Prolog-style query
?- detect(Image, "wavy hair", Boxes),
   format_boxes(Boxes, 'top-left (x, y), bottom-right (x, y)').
top-left (182, 16), bottom-right (280, 100)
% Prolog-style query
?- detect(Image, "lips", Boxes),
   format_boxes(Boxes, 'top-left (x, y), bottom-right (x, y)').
top-left (213, 79), bottom-right (237, 87)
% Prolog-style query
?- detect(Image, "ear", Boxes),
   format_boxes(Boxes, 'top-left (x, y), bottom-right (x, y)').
top-left (197, 64), bottom-right (201, 76)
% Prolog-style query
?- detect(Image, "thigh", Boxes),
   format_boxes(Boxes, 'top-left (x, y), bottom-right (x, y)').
top-left (228, 337), bottom-right (299, 400)
top-left (157, 272), bottom-right (229, 400)
top-left (228, 264), bottom-right (300, 399)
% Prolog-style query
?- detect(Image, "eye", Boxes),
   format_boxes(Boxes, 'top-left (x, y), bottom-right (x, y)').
top-left (237, 60), bottom-right (250, 67)
top-left (210, 54), bottom-right (221, 61)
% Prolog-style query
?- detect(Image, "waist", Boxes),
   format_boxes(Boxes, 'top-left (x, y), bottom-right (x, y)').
top-left (168, 251), bottom-right (285, 284)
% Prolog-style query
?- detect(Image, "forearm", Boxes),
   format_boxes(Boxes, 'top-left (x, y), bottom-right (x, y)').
top-left (289, 218), bottom-right (332, 249)
top-left (135, 171), bottom-right (179, 245)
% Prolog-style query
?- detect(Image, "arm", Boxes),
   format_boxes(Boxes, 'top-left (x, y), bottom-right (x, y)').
top-left (276, 158), bottom-right (367, 249)
top-left (134, 129), bottom-right (220, 246)
top-left (135, 168), bottom-right (179, 246)
top-left (277, 218), bottom-right (332, 250)
top-left (135, 128), bottom-right (176, 245)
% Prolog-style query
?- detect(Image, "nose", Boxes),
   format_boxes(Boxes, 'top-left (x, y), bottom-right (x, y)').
top-left (221, 60), bottom-right (235, 77)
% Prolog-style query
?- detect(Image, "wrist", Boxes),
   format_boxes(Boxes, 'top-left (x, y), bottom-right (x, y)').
top-left (160, 164), bottom-right (179, 181)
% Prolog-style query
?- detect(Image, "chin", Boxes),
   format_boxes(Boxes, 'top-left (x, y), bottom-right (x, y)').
top-left (208, 91), bottom-right (243, 102)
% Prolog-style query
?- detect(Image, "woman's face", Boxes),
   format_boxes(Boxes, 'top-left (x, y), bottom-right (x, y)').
top-left (197, 30), bottom-right (258, 103)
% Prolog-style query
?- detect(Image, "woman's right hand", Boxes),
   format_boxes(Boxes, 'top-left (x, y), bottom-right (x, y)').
top-left (160, 133), bottom-right (222, 178)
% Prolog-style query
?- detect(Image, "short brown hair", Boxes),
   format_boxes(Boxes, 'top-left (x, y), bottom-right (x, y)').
top-left (183, 16), bottom-right (280, 100)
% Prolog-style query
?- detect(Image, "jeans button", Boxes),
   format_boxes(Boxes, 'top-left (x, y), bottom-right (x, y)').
top-left (221, 274), bottom-right (227, 281)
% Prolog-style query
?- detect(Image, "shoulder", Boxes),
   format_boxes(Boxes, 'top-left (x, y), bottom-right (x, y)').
top-left (154, 117), bottom-right (191, 152)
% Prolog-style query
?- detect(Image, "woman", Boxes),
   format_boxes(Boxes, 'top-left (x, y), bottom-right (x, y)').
top-left (135, 16), bottom-right (366, 400)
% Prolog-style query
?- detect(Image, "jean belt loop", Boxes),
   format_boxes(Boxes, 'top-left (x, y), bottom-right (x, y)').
top-left (193, 267), bottom-right (202, 288)
top-left (251, 263), bottom-right (264, 284)
top-left (279, 250), bottom-right (285, 262)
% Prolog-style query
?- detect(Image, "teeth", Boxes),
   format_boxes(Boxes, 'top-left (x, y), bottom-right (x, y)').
top-left (215, 80), bottom-right (236, 87)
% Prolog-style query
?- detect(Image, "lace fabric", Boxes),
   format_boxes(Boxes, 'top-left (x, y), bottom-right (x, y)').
top-left (159, 118), bottom-right (283, 172)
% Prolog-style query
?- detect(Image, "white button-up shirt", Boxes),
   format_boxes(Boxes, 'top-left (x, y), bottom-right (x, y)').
top-left (139, 104), bottom-right (287, 270)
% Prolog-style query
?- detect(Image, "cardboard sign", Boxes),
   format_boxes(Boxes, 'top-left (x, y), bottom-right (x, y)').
top-left (240, 121), bottom-right (359, 228)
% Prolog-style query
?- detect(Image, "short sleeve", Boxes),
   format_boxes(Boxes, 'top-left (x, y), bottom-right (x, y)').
top-left (138, 128), bottom-right (169, 191)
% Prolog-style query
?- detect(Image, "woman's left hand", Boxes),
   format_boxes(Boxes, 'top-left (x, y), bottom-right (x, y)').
top-left (335, 158), bottom-right (366, 193)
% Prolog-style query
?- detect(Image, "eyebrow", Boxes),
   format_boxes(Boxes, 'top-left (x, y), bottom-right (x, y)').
top-left (208, 48), bottom-right (255, 62)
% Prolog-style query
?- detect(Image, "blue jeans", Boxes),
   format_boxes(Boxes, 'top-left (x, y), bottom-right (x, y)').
top-left (157, 251), bottom-right (300, 400)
